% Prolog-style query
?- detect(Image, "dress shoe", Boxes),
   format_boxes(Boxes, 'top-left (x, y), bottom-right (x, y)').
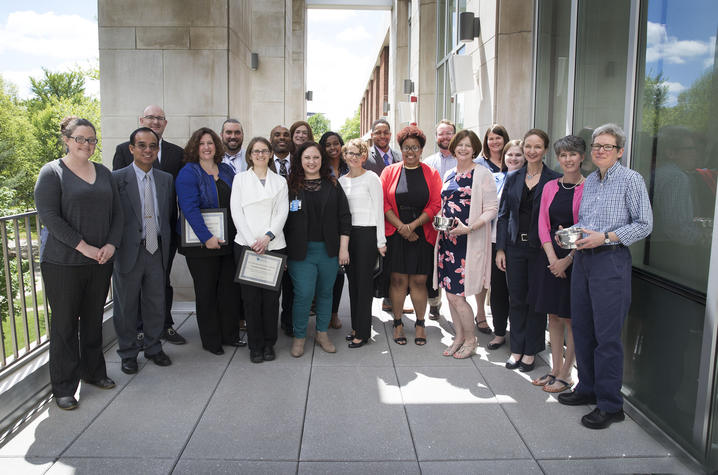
top-left (146, 350), bottom-right (172, 366)
top-left (505, 356), bottom-right (521, 370)
top-left (518, 360), bottom-right (535, 372)
top-left (263, 346), bottom-right (276, 361)
top-left (121, 357), bottom-right (138, 374)
top-left (83, 377), bottom-right (116, 389)
top-left (581, 408), bottom-right (625, 429)
top-left (558, 390), bottom-right (597, 406)
top-left (348, 338), bottom-right (367, 348)
top-left (205, 347), bottom-right (225, 355)
top-left (428, 305), bottom-right (441, 320)
top-left (224, 335), bottom-right (247, 347)
top-left (345, 332), bottom-right (355, 341)
top-left (291, 337), bottom-right (305, 357)
top-left (162, 327), bottom-right (186, 345)
top-left (315, 331), bottom-right (336, 353)
top-left (136, 332), bottom-right (145, 350)
top-left (282, 324), bottom-right (294, 337)
top-left (487, 338), bottom-right (505, 350)
top-left (250, 349), bottom-right (264, 363)
top-left (56, 396), bottom-right (78, 410)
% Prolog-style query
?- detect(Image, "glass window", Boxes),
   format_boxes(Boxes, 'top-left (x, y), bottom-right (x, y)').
top-left (448, 0), bottom-right (457, 56)
top-left (534, 0), bottom-right (571, 169)
top-left (436, 64), bottom-right (445, 124)
top-left (437, 0), bottom-right (447, 62)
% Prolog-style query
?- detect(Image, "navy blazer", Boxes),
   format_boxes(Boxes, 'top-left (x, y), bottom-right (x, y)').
top-left (112, 165), bottom-right (174, 273)
top-left (496, 164), bottom-right (561, 250)
top-left (363, 146), bottom-right (402, 176)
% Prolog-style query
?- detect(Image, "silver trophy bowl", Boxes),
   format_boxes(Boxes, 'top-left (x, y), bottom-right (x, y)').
top-left (433, 216), bottom-right (456, 232)
top-left (556, 226), bottom-right (582, 249)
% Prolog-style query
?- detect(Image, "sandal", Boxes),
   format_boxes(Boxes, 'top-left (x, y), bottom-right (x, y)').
top-left (543, 378), bottom-right (573, 393)
top-left (531, 373), bottom-right (556, 386)
top-left (442, 339), bottom-right (464, 357)
top-left (475, 318), bottom-right (492, 334)
top-left (453, 339), bottom-right (477, 359)
top-left (414, 319), bottom-right (426, 346)
top-left (392, 319), bottom-right (407, 345)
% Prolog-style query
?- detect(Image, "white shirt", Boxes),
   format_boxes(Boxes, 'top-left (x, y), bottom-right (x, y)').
top-left (273, 154), bottom-right (291, 176)
top-left (339, 172), bottom-right (386, 248)
top-left (222, 150), bottom-right (246, 174)
top-left (131, 162), bottom-right (160, 238)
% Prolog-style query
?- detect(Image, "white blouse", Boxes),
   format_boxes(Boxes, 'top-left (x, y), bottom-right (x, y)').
top-left (339, 171), bottom-right (386, 248)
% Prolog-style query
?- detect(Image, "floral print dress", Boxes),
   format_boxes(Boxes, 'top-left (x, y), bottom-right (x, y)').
top-left (437, 168), bottom-right (473, 296)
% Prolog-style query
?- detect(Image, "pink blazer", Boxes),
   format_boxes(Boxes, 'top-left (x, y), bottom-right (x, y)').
top-left (538, 178), bottom-right (584, 244)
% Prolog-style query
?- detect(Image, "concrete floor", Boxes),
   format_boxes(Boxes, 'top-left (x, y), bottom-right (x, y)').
top-left (0, 289), bottom-right (699, 475)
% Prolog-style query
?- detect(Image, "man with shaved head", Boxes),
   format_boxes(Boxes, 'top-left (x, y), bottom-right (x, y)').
top-left (113, 105), bottom-right (186, 345)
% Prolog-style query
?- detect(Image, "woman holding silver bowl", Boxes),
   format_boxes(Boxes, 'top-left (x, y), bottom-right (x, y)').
top-left (434, 130), bottom-right (498, 358)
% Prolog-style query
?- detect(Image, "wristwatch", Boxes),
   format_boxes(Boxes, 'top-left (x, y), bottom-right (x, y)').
top-left (265, 231), bottom-right (275, 241)
top-left (604, 232), bottom-right (611, 245)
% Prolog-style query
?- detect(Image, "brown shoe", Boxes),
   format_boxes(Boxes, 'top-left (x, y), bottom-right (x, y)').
top-left (291, 337), bottom-right (305, 357)
top-left (315, 331), bottom-right (336, 353)
top-left (329, 313), bottom-right (342, 329)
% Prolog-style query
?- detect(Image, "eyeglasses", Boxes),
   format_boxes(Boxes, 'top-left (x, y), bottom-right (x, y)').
top-left (402, 145), bottom-right (421, 152)
top-left (142, 115), bottom-right (166, 122)
top-left (590, 143), bottom-right (620, 152)
top-left (344, 151), bottom-right (362, 158)
top-left (251, 150), bottom-right (271, 156)
top-left (69, 136), bottom-right (99, 145)
top-left (134, 143), bottom-right (158, 151)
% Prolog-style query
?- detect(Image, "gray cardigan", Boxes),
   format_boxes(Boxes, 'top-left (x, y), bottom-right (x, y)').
top-left (35, 159), bottom-right (123, 265)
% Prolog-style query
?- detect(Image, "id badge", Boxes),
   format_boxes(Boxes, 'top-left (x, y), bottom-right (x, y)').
top-left (289, 199), bottom-right (302, 212)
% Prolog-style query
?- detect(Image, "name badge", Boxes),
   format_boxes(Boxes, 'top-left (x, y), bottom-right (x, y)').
top-left (289, 199), bottom-right (302, 212)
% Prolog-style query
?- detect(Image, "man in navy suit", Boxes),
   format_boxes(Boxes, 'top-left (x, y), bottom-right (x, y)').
top-left (112, 128), bottom-right (174, 374)
top-left (113, 105), bottom-right (186, 345)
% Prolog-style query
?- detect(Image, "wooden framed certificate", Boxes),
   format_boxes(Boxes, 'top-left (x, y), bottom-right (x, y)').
top-left (234, 247), bottom-right (287, 291)
top-left (180, 208), bottom-right (228, 247)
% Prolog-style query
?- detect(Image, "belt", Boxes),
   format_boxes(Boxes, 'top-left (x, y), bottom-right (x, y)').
top-left (579, 244), bottom-right (624, 255)
top-left (519, 233), bottom-right (529, 242)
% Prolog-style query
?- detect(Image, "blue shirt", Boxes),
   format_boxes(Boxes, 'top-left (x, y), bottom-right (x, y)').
top-left (576, 161), bottom-right (653, 246)
top-left (131, 162), bottom-right (160, 238)
top-left (424, 151), bottom-right (457, 181)
top-left (222, 150), bottom-right (246, 174)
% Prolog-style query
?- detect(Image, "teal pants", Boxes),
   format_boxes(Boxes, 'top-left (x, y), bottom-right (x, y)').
top-left (288, 242), bottom-right (339, 338)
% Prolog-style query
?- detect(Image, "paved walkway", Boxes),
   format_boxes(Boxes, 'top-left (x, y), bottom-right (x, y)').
top-left (0, 292), bottom-right (697, 474)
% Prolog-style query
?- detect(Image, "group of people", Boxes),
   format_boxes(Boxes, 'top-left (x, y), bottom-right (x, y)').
top-left (35, 105), bottom-right (653, 431)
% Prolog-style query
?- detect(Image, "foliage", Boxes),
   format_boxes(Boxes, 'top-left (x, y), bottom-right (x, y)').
top-left (28, 67), bottom-right (85, 110)
top-left (339, 108), bottom-right (361, 141)
top-left (308, 113), bottom-right (331, 139)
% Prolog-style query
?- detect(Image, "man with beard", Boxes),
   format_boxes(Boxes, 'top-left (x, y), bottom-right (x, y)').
top-left (221, 119), bottom-right (246, 174)
top-left (270, 126), bottom-right (294, 335)
top-left (422, 120), bottom-right (456, 320)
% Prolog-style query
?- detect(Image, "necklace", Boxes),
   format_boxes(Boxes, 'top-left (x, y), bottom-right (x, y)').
top-left (559, 176), bottom-right (584, 190)
top-left (526, 164), bottom-right (543, 179)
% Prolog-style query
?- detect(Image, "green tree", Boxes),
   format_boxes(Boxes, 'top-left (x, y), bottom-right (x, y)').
top-left (308, 113), bottom-right (331, 139)
top-left (339, 108), bottom-right (361, 140)
top-left (28, 67), bottom-right (85, 108)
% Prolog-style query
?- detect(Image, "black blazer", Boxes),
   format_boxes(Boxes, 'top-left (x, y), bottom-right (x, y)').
top-left (496, 164), bottom-right (561, 250)
top-left (284, 178), bottom-right (352, 261)
top-left (113, 139), bottom-right (184, 227)
top-left (363, 146), bottom-right (402, 176)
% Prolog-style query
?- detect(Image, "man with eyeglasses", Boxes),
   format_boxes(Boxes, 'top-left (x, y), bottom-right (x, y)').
top-left (111, 127), bottom-right (174, 374)
top-left (557, 123), bottom-right (653, 430)
top-left (364, 119), bottom-right (402, 176)
top-left (113, 105), bottom-right (186, 345)
top-left (221, 119), bottom-right (246, 174)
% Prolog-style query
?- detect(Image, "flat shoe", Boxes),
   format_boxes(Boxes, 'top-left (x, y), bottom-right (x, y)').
top-left (56, 396), bottom-right (78, 410)
top-left (146, 350), bottom-right (172, 366)
top-left (83, 377), bottom-right (116, 389)
top-left (558, 390), bottom-right (597, 406)
top-left (581, 408), bottom-right (625, 429)
top-left (345, 332), bottom-right (355, 342)
top-left (250, 350), bottom-right (264, 363)
top-left (348, 339), bottom-right (367, 348)
top-left (487, 338), bottom-right (505, 350)
top-left (121, 357), bottom-right (138, 374)
top-left (543, 378), bottom-right (573, 393)
top-left (519, 360), bottom-right (535, 372)
top-left (475, 318), bottom-right (492, 334)
top-left (505, 356), bottom-right (521, 370)
top-left (263, 346), bottom-right (276, 361)
top-left (531, 373), bottom-right (555, 386)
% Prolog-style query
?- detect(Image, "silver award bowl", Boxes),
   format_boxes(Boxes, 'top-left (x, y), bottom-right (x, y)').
top-left (433, 216), bottom-right (456, 232)
top-left (556, 227), bottom-right (582, 249)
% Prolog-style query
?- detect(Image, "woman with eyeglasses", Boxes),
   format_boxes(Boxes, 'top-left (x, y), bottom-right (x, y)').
top-left (495, 129), bottom-right (560, 372)
top-left (319, 131), bottom-right (349, 330)
top-left (381, 126), bottom-right (442, 346)
top-left (230, 137), bottom-right (288, 363)
top-left (35, 116), bottom-right (123, 410)
top-left (339, 139), bottom-right (386, 348)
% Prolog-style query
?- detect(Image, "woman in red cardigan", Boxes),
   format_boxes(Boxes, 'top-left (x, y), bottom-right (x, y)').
top-left (380, 126), bottom-right (442, 345)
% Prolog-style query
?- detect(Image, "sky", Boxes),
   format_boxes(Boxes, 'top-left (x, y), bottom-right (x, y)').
top-left (0, 2), bottom-right (389, 131)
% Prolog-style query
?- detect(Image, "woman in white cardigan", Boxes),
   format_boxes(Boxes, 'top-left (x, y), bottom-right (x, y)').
top-left (433, 130), bottom-right (498, 359)
top-left (231, 137), bottom-right (289, 363)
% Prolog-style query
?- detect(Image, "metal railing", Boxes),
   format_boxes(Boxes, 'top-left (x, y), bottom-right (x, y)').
top-left (0, 210), bottom-right (112, 371)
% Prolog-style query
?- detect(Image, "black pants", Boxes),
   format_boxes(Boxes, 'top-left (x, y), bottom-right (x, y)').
top-left (347, 227), bottom-right (378, 341)
top-left (42, 261), bottom-right (112, 397)
top-left (332, 272), bottom-right (344, 313)
top-left (185, 253), bottom-right (239, 352)
top-left (505, 243), bottom-right (546, 356)
top-left (278, 248), bottom-right (293, 330)
top-left (489, 243), bottom-right (509, 336)
top-left (234, 244), bottom-right (280, 351)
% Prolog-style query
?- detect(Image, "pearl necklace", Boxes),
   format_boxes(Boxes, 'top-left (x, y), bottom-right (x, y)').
top-left (559, 176), bottom-right (584, 190)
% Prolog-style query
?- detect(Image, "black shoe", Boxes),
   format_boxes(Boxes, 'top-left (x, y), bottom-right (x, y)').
top-left (121, 357), bottom-right (138, 374)
top-left (518, 360), bottom-right (535, 372)
top-left (250, 349), bottom-right (264, 363)
top-left (428, 305), bottom-right (441, 320)
top-left (345, 332), bottom-right (355, 342)
top-left (136, 332), bottom-right (145, 350)
top-left (348, 339), bottom-right (367, 348)
top-left (558, 390), bottom-right (597, 406)
top-left (83, 377), bottom-right (116, 389)
top-left (162, 327), bottom-right (186, 345)
top-left (282, 324), bottom-right (294, 337)
top-left (505, 356), bottom-right (521, 369)
top-left (205, 347), bottom-right (225, 355)
top-left (487, 338), bottom-right (505, 350)
top-left (581, 407), bottom-right (625, 429)
top-left (56, 396), bottom-right (78, 410)
top-left (224, 334), bottom-right (247, 347)
top-left (146, 350), bottom-right (172, 366)
top-left (263, 346), bottom-right (276, 361)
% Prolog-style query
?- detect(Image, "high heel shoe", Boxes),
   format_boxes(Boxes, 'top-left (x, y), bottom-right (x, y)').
top-left (414, 319), bottom-right (426, 346)
top-left (453, 338), bottom-right (477, 359)
top-left (392, 318), bottom-right (407, 345)
top-left (442, 339), bottom-right (464, 357)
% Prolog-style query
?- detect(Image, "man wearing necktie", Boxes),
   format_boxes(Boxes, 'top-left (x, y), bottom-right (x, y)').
top-left (363, 119), bottom-right (402, 176)
top-left (112, 128), bottom-right (174, 374)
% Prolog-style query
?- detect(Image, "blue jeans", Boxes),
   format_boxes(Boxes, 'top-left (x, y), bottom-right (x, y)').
top-left (288, 242), bottom-right (339, 338)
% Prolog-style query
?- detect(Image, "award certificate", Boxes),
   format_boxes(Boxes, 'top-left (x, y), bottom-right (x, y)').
top-left (181, 208), bottom-right (228, 247)
top-left (235, 248), bottom-right (287, 291)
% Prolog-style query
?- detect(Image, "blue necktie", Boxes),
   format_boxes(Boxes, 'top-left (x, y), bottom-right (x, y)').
top-left (383, 153), bottom-right (391, 166)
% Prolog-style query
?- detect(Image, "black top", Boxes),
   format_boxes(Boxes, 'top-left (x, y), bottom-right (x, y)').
top-left (518, 183), bottom-right (535, 235)
top-left (548, 185), bottom-right (575, 258)
top-left (396, 167), bottom-right (429, 240)
top-left (181, 179), bottom-right (235, 258)
top-left (305, 179), bottom-right (324, 242)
